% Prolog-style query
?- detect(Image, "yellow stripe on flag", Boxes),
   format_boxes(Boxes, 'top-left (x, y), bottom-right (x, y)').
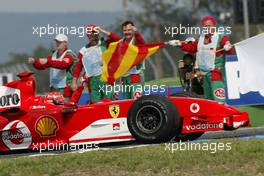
top-left (146, 46), bottom-right (160, 58)
top-left (101, 42), bottom-right (119, 82)
top-left (114, 44), bottom-right (139, 79)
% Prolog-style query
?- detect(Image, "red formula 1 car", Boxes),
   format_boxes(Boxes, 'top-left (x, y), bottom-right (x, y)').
top-left (0, 72), bottom-right (250, 152)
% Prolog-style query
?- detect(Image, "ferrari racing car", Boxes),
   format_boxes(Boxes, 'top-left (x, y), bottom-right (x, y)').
top-left (0, 72), bottom-right (250, 152)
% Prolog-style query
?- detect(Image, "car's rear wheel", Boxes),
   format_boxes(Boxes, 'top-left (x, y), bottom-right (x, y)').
top-left (127, 94), bottom-right (181, 143)
top-left (172, 91), bottom-right (204, 141)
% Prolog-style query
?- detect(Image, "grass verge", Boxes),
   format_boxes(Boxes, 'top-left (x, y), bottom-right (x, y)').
top-left (0, 139), bottom-right (264, 176)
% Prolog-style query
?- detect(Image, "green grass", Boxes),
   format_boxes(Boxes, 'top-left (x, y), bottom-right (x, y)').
top-left (0, 139), bottom-right (264, 176)
top-left (146, 77), bottom-right (181, 86)
top-left (236, 106), bottom-right (264, 127)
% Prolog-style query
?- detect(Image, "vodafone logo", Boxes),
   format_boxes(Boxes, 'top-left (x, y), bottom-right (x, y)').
top-left (214, 88), bottom-right (225, 99)
top-left (186, 123), bottom-right (224, 131)
top-left (190, 103), bottom-right (200, 113)
top-left (1, 120), bottom-right (32, 150)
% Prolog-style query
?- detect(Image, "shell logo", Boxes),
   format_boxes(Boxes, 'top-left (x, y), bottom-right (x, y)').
top-left (35, 116), bottom-right (58, 137)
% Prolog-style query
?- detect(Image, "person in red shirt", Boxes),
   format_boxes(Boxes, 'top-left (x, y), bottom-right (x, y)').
top-left (169, 16), bottom-right (233, 103)
top-left (97, 21), bottom-right (145, 99)
top-left (28, 34), bottom-right (77, 99)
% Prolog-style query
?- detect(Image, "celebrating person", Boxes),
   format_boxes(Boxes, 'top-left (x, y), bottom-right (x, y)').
top-left (28, 34), bottom-right (77, 99)
top-left (169, 16), bottom-right (233, 103)
top-left (97, 21), bottom-right (145, 99)
top-left (71, 24), bottom-right (112, 104)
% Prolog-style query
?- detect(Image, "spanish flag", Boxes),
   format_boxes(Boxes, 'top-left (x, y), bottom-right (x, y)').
top-left (101, 41), bottom-right (164, 84)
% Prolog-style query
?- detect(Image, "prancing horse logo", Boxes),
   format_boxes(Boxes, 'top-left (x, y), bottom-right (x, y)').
top-left (109, 104), bottom-right (120, 118)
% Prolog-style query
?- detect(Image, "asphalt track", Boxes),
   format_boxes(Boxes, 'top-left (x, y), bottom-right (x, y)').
top-left (1, 127), bottom-right (264, 158)
top-left (199, 127), bottom-right (264, 140)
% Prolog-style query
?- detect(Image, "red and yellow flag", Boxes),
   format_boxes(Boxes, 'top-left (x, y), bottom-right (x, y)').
top-left (101, 41), bottom-right (164, 84)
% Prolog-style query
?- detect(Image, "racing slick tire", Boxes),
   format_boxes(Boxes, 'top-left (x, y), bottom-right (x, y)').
top-left (127, 94), bottom-right (181, 143)
top-left (172, 91), bottom-right (205, 141)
